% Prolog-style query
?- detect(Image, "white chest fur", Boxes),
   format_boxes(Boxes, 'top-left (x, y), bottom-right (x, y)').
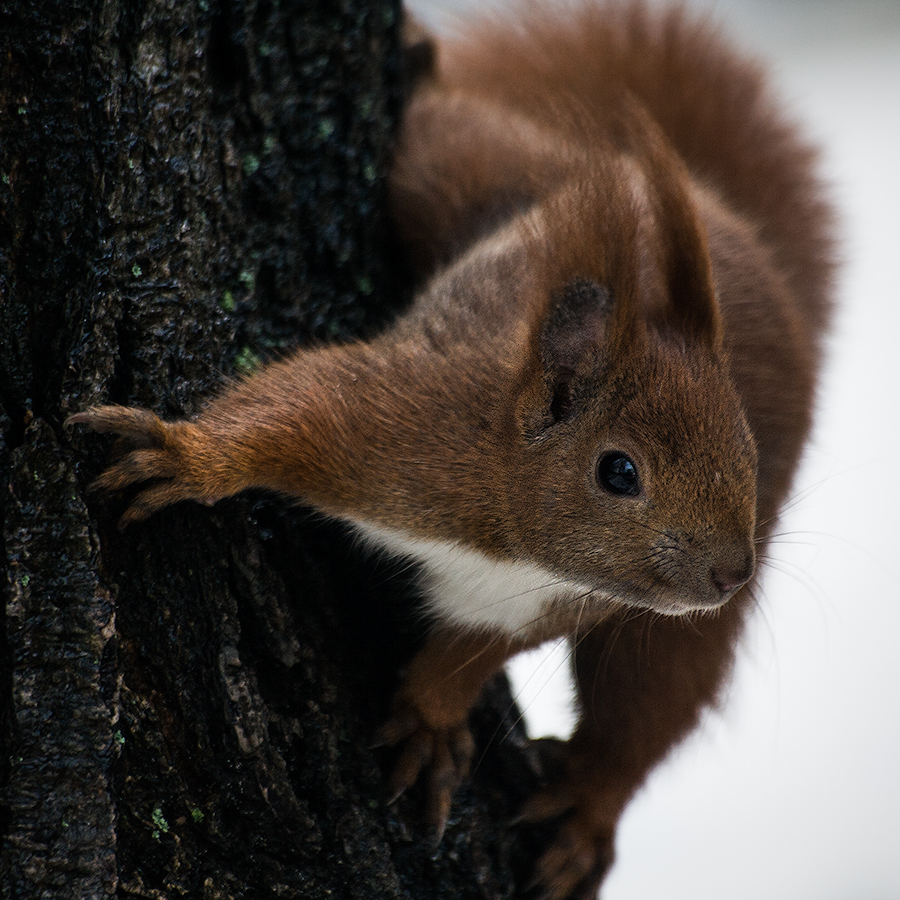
top-left (353, 522), bottom-right (594, 635)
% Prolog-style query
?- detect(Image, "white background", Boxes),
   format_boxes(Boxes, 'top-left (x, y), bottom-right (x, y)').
top-left (413, 1), bottom-right (900, 897)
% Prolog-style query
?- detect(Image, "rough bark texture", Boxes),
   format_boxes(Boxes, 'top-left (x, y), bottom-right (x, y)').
top-left (0, 2), bottom-right (548, 897)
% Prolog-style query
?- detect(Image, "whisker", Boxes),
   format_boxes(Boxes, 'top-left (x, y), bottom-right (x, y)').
top-left (755, 555), bottom-right (834, 617)
top-left (499, 587), bottom-right (603, 644)
top-left (754, 461), bottom-right (854, 533)
top-left (616, 515), bottom-right (680, 542)
top-left (762, 527), bottom-right (886, 575)
top-left (442, 633), bottom-right (509, 683)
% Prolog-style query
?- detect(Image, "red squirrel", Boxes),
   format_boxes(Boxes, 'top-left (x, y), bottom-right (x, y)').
top-left (69, 3), bottom-right (834, 897)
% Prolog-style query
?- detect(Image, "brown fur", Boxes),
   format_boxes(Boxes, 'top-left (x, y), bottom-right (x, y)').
top-left (69, 3), bottom-right (834, 897)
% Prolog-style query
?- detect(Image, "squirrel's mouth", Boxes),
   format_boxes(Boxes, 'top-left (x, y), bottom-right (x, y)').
top-left (628, 588), bottom-right (734, 617)
top-left (573, 552), bottom-right (754, 617)
top-left (613, 567), bottom-right (753, 616)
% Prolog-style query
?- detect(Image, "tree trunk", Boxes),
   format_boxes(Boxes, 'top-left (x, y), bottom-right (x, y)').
top-left (0, 2), bottom-right (548, 897)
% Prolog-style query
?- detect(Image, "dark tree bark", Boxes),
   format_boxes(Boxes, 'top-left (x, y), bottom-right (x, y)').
top-left (0, 2), bottom-right (549, 897)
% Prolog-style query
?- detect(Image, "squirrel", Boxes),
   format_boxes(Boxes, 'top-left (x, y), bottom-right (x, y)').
top-left (68, 3), bottom-right (834, 898)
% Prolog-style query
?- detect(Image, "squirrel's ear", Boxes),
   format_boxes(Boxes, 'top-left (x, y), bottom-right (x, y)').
top-left (537, 279), bottom-right (614, 427)
top-left (640, 130), bottom-right (723, 348)
top-left (655, 187), bottom-right (722, 348)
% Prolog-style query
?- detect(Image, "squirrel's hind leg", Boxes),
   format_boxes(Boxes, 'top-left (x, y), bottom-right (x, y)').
top-left (521, 604), bottom-right (745, 898)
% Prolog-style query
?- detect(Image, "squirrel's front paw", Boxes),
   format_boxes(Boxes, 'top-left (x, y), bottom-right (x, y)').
top-left (67, 405), bottom-right (212, 526)
top-left (375, 696), bottom-right (475, 841)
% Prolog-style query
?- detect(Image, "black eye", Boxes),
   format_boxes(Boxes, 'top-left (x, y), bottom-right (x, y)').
top-left (597, 452), bottom-right (641, 496)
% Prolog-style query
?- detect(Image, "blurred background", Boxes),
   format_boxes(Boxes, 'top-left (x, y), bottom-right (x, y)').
top-left (411, 1), bottom-right (900, 897)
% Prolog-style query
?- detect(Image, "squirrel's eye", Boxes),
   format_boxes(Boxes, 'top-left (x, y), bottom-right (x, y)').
top-left (597, 452), bottom-right (641, 496)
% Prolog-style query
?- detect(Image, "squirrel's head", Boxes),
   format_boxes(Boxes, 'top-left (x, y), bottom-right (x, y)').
top-left (505, 145), bottom-right (758, 616)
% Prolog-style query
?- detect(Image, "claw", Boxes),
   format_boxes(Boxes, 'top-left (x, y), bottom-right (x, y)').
top-left (426, 738), bottom-right (456, 838)
top-left (374, 695), bottom-right (474, 842)
top-left (447, 725), bottom-right (474, 778)
top-left (372, 707), bottom-right (420, 749)
top-left (89, 448), bottom-right (177, 493)
top-left (117, 481), bottom-right (188, 528)
top-left (523, 806), bottom-right (615, 900)
top-left (388, 728), bottom-right (433, 801)
top-left (66, 406), bottom-right (168, 447)
top-left (518, 787), bottom-right (576, 824)
top-left (428, 818), bottom-right (448, 849)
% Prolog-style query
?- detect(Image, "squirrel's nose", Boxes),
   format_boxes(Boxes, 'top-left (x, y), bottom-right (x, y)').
top-left (709, 546), bottom-right (754, 599)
